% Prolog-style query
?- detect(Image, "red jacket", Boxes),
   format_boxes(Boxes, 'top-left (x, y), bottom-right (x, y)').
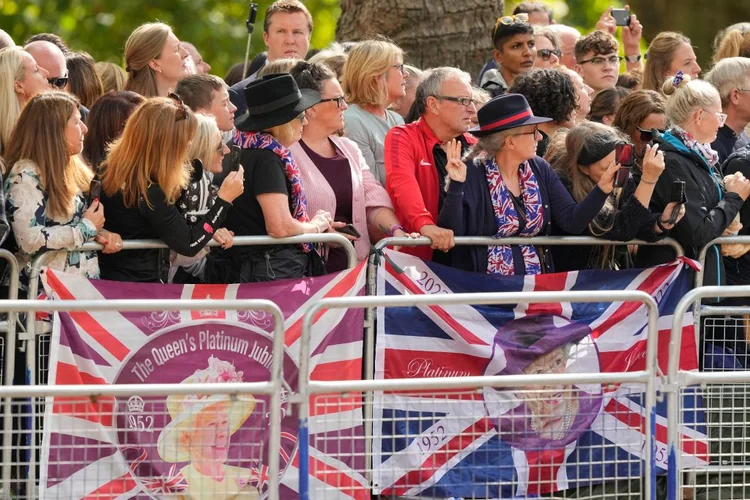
top-left (384, 118), bottom-right (476, 260)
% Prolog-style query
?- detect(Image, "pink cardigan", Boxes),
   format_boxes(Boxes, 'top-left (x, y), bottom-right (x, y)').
top-left (289, 136), bottom-right (393, 262)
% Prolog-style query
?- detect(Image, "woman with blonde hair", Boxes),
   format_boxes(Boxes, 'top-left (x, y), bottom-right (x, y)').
top-left (0, 47), bottom-right (50, 155)
top-left (636, 73), bottom-right (750, 286)
top-left (95, 61), bottom-right (127, 93)
top-left (170, 113), bottom-right (234, 283)
top-left (4, 92), bottom-right (116, 288)
top-left (713, 27), bottom-right (750, 64)
top-left (226, 73), bottom-right (336, 282)
top-left (550, 121), bottom-right (679, 271)
top-left (642, 32), bottom-right (701, 93)
top-left (124, 22), bottom-right (190, 97)
top-left (99, 95), bottom-right (244, 282)
top-left (341, 39), bottom-right (407, 184)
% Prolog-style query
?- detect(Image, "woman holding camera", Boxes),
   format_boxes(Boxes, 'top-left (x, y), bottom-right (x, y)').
top-left (636, 73), bottom-right (750, 286)
top-left (550, 121), bottom-right (683, 271)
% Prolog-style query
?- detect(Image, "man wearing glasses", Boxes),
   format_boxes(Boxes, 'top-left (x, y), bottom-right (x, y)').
top-left (706, 57), bottom-right (750, 163)
top-left (384, 67), bottom-right (478, 263)
top-left (573, 30), bottom-right (623, 95)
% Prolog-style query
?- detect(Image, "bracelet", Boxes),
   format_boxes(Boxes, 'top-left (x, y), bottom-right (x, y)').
top-left (624, 54), bottom-right (642, 63)
top-left (656, 217), bottom-right (670, 233)
top-left (640, 178), bottom-right (658, 185)
top-left (387, 224), bottom-right (405, 236)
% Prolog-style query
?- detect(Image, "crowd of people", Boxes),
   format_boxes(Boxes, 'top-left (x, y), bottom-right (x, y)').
top-left (0, 0), bottom-right (750, 295)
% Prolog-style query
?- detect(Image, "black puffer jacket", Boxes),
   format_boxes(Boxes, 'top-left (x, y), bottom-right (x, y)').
top-left (636, 130), bottom-right (744, 287)
top-left (720, 145), bottom-right (750, 287)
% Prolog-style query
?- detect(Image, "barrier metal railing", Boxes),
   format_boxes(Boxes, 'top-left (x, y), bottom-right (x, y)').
top-left (22, 233), bottom-right (357, 388)
top-left (0, 250), bottom-right (20, 387)
top-left (667, 285), bottom-right (750, 500)
top-left (0, 298), bottom-right (285, 500)
top-left (297, 290), bottom-right (660, 499)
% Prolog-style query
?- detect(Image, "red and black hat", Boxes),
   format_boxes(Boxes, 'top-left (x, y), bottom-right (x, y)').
top-left (469, 93), bottom-right (552, 137)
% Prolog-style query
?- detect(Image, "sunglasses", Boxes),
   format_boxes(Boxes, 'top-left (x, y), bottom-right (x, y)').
top-left (48, 76), bottom-right (68, 89)
top-left (168, 92), bottom-right (188, 122)
top-left (637, 127), bottom-right (666, 142)
top-left (538, 48), bottom-right (562, 61)
top-left (318, 95), bottom-right (346, 109)
top-left (493, 13), bottom-right (529, 38)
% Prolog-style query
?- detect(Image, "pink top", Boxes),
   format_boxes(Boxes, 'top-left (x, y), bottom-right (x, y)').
top-left (289, 135), bottom-right (394, 262)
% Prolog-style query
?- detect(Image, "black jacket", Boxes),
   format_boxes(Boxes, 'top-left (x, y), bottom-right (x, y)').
top-left (99, 184), bottom-right (230, 283)
top-left (636, 130), bottom-right (744, 287)
top-left (720, 145), bottom-right (750, 286)
top-left (553, 174), bottom-right (663, 272)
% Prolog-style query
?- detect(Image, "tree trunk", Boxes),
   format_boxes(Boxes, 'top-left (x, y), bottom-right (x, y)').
top-left (336, 0), bottom-right (504, 76)
top-left (626, 0), bottom-right (745, 69)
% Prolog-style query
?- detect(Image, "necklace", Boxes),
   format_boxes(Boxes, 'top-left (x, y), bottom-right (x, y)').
top-left (530, 397), bottom-right (574, 440)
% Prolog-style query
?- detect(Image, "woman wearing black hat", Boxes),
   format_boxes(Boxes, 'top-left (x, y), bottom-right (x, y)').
top-left (550, 121), bottom-right (684, 272)
top-left (436, 93), bottom-right (619, 275)
top-left (223, 73), bottom-right (335, 282)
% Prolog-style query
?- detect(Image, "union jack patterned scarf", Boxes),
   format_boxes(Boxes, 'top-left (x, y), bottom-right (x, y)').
top-left (233, 130), bottom-right (312, 252)
top-left (484, 157), bottom-right (544, 275)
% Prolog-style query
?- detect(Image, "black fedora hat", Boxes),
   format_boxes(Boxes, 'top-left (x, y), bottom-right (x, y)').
top-left (235, 73), bottom-right (321, 132)
top-left (469, 93), bottom-right (552, 137)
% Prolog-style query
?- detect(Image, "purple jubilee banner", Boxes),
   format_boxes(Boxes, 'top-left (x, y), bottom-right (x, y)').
top-left (40, 263), bottom-right (367, 499)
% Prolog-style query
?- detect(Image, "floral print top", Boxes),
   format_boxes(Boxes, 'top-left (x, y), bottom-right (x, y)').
top-left (5, 160), bottom-right (99, 285)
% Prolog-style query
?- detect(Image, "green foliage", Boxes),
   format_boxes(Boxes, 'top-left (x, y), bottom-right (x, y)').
top-left (0, 0), bottom-right (341, 78)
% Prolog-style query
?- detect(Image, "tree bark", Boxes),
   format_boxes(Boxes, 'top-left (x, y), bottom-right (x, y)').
top-left (336, 0), bottom-right (504, 76)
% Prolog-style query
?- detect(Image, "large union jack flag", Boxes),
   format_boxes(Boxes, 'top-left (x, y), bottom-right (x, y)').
top-left (373, 249), bottom-right (708, 497)
top-left (40, 262), bottom-right (368, 499)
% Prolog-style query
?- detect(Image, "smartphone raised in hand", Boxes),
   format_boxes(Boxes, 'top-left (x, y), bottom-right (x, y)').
top-left (230, 145), bottom-right (242, 172)
top-left (615, 143), bottom-right (635, 167)
top-left (88, 179), bottom-right (102, 209)
top-left (611, 8), bottom-right (631, 27)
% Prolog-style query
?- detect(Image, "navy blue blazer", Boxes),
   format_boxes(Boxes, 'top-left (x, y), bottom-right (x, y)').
top-left (436, 156), bottom-right (608, 274)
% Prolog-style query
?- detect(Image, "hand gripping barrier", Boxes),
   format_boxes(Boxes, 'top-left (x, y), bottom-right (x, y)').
top-left (0, 298), bottom-right (285, 500)
top-left (22, 234), bottom-right (357, 388)
top-left (667, 285), bottom-right (750, 500)
top-left (297, 290), bottom-right (660, 499)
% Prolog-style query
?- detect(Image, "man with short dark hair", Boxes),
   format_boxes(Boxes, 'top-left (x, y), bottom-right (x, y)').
top-left (478, 15), bottom-right (537, 97)
top-left (229, 0), bottom-right (313, 114)
top-left (385, 67), bottom-right (478, 262)
top-left (574, 30), bottom-right (621, 94)
top-left (176, 74), bottom-right (237, 132)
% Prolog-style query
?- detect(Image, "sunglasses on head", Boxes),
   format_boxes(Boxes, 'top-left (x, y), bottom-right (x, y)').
top-left (538, 48), bottom-right (562, 61)
top-left (168, 92), bottom-right (188, 122)
top-left (493, 13), bottom-right (529, 37)
top-left (48, 76), bottom-right (68, 89)
top-left (637, 126), bottom-right (666, 142)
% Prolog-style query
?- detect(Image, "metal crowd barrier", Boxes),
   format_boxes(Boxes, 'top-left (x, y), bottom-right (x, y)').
top-left (668, 285), bottom-right (750, 500)
top-left (22, 234), bottom-right (357, 388)
top-left (0, 298), bottom-right (285, 500)
top-left (297, 290), bottom-right (660, 499)
top-left (0, 250), bottom-right (20, 390)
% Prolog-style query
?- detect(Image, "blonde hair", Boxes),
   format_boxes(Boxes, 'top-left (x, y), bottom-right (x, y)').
top-left (705, 57), bottom-right (750, 107)
top-left (662, 73), bottom-right (720, 126)
top-left (124, 22), bottom-right (172, 97)
top-left (309, 42), bottom-right (348, 80)
top-left (713, 29), bottom-right (750, 65)
top-left (343, 39), bottom-right (403, 107)
top-left (642, 32), bottom-right (692, 93)
top-left (264, 121), bottom-right (298, 147)
top-left (5, 92), bottom-right (93, 220)
top-left (187, 113), bottom-right (221, 167)
top-left (0, 47), bottom-right (27, 156)
top-left (101, 97), bottom-right (198, 208)
top-left (257, 58), bottom-right (297, 78)
top-left (95, 61), bottom-right (127, 93)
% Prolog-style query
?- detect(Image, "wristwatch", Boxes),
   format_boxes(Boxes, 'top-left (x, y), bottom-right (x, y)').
top-left (624, 54), bottom-right (642, 63)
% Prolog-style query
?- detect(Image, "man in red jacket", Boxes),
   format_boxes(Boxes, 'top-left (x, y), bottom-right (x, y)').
top-left (385, 67), bottom-right (478, 262)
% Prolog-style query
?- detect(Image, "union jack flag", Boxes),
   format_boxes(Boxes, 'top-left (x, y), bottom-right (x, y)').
top-left (39, 262), bottom-right (368, 499)
top-left (373, 249), bottom-right (708, 497)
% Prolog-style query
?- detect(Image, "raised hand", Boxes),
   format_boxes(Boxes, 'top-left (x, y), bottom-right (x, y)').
top-left (445, 138), bottom-right (466, 183)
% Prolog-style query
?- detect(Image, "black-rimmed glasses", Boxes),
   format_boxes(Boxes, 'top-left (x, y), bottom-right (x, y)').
top-left (432, 95), bottom-right (477, 107)
top-left (318, 96), bottom-right (346, 108)
top-left (512, 127), bottom-right (540, 137)
top-left (577, 55), bottom-right (623, 66)
top-left (168, 92), bottom-right (188, 122)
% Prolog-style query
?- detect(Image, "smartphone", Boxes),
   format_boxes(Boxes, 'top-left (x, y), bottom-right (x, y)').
top-left (88, 179), bottom-right (102, 208)
top-left (670, 180), bottom-right (687, 204)
top-left (614, 166), bottom-right (631, 188)
top-left (611, 8), bottom-right (631, 27)
top-left (190, 158), bottom-right (204, 183)
top-left (615, 143), bottom-right (635, 167)
top-left (336, 223), bottom-right (361, 239)
top-left (230, 145), bottom-right (242, 172)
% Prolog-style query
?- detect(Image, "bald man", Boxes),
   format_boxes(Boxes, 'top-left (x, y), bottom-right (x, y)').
top-left (25, 40), bottom-right (67, 89)
top-left (0, 29), bottom-right (14, 50)
top-left (182, 42), bottom-right (211, 74)
top-left (548, 24), bottom-right (581, 70)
